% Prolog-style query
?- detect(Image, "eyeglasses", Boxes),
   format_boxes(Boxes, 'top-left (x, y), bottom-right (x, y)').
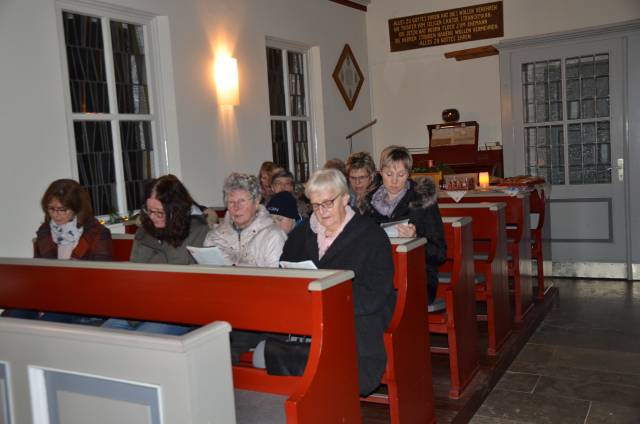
top-left (310, 194), bottom-right (341, 212)
top-left (349, 174), bottom-right (371, 183)
top-left (142, 206), bottom-right (166, 219)
top-left (226, 198), bottom-right (252, 209)
top-left (47, 207), bottom-right (69, 214)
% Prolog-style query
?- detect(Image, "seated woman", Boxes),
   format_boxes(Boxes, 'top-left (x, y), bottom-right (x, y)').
top-left (4, 178), bottom-right (112, 322)
top-left (103, 174), bottom-right (208, 335)
top-left (204, 173), bottom-right (286, 267)
top-left (258, 161), bottom-right (281, 204)
top-left (130, 174), bottom-right (209, 264)
top-left (279, 169), bottom-right (396, 396)
top-left (346, 151), bottom-right (376, 213)
top-left (266, 191), bottom-right (302, 234)
top-left (363, 145), bottom-right (446, 306)
top-left (270, 169), bottom-right (295, 194)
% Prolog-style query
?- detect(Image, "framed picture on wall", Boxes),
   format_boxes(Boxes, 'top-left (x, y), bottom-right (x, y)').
top-left (332, 44), bottom-right (364, 111)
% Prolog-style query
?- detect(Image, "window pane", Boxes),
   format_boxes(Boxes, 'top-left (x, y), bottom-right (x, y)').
top-left (74, 121), bottom-right (117, 215)
top-left (120, 121), bottom-right (153, 211)
top-left (270, 120), bottom-right (289, 170)
top-left (288, 52), bottom-right (306, 116)
top-left (292, 121), bottom-right (309, 181)
top-left (62, 12), bottom-right (109, 113)
top-left (111, 21), bottom-right (149, 114)
top-left (267, 48), bottom-right (286, 115)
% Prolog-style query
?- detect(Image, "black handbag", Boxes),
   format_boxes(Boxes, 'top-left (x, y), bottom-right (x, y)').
top-left (264, 337), bottom-right (311, 376)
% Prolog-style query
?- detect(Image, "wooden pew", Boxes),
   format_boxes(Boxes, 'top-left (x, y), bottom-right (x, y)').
top-left (439, 203), bottom-right (512, 356)
top-left (0, 317), bottom-right (235, 423)
top-left (112, 233), bottom-right (134, 261)
top-left (529, 188), bottom-right (548, 300)
top-left (439, 191), bottom-right (533, 323)
top-left (362, 237), bottom-right (436, 424)
top-left (430, 217), bottom-right (480, 399)
top-left (0, 258), bottom-right (361, 424)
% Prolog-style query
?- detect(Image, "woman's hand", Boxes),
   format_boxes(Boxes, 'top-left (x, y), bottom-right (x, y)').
top-left (396, 223), bottom-right (416, 237)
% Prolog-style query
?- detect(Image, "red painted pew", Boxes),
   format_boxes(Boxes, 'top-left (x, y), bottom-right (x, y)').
top-left (439, 191), bottom-right (533, 323)
top-left (439, 203), bottom-right (512, 356)
top-left (112, 234), bottom-right (134, 261)
top-left (529, 188), bottom-right (548, 300)
top-left (0, 259), bottom-right (361, 424)
top-left (362, 238), bottom-right (436, 423)
top-left (430, 217), bottom-right (480, 398)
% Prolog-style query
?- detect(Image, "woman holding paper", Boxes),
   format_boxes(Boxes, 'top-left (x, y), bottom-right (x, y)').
top-left (129, 174), bottom-right (208, 265)
top-left (279, 168), bottom-right (395, 396)
top-left (204, 173), bottom-right (286, 267)
top-left (363, 145), bottom-right (446, 306)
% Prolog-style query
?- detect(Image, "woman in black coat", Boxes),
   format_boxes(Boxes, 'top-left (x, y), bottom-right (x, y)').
top-left (280, 168), bottom-right (396, 397)
top-left (363, 145), bottom-right (447, 305)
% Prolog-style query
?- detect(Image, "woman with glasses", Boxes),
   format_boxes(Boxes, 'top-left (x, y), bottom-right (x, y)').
top-left (34, 179), bottom-right (112, 260)
top-left (346, 151), bottom-right (376, 213)
top-left (363, 145), bottom-right (446, 307)
top-left (278, 168), bottom-right (395, 396)
top-left (204, 173), bottom-right (286, 267)
top-left (129, 174), bottom-right (208, 264)
top-left (3, 179), bottom-right (112, 321)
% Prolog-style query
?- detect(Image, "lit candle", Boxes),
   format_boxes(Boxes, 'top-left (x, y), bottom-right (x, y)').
top-left (478, 172), bottom-right (490, 188)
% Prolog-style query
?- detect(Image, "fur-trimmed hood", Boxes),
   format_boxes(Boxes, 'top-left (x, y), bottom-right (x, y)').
top-left (407, 176), bottom-right (438, 209)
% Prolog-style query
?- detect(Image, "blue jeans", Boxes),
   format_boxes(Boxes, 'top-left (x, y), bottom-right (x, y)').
top-left (102, 318), bottom-right (193, 336)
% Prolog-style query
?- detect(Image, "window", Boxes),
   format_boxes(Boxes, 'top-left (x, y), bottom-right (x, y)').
top-left (522, 54), bottom-right (611, 185)
top-left (266, 44), bottom-right (312, 182)
top-left (60, 8), bottom-right (157, 216)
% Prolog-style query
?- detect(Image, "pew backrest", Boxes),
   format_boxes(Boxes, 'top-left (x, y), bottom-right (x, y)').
top-left (0, 318), bottom-right (234, 424)
top-left (112, 233), bottom-right (134, 261)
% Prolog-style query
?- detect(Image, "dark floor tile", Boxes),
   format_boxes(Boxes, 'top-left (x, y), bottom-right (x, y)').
top-left (586, 402), bottom-right (640, 423)
top-left (475, 388), bottom-right (589, 423)
top-left (470, 415), bottom-right (530, 423)
top-left (495, 372), bottom-right (540, 393)
top-left (509, 343), bottom-right (555, 373)
top-left (527, 365), bottom-right (640, 389)
top-left (529, 325), bottom-right (640, 354)
top-left (552, 346), bottom-right (640, 375)
top-left (534, 376), bottom-right (640, 409)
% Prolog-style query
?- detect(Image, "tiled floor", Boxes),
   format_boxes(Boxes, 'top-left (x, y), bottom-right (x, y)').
top-left (472, 278), bottom-right (640, 423)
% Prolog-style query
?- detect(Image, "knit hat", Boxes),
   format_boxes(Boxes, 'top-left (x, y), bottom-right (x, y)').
top-left (266, 191), bottom-right (300, 221)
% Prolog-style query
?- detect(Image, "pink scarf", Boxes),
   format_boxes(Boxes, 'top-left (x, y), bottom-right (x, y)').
top-left (310, 205), bottom-right (355, 259)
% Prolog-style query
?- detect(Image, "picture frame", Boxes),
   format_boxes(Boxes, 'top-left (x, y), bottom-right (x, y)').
top-left (332, 44), bottom-right (364, 111)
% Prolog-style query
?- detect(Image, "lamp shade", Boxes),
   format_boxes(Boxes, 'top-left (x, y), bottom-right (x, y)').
top-left (215, 57), bottom-right (239, 106)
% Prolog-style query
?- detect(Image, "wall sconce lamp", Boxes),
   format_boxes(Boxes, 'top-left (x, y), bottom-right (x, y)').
top-left (214, 56), bottom-right (239, 106)
top-left (478, 171), bottom-right (490, 188)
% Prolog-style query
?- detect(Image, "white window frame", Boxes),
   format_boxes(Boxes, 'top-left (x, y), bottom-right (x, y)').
top-left (266, 38), bottom-right (316, 181)
top-left (55, 0), bottom-right (168, 218)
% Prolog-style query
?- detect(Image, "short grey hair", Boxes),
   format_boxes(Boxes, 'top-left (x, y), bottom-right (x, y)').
top-left (305, 169), bottom-right (348, 199)
top-left (223, 173), bottom-right (261, 202)
top-left (346, 151), bottom-right (376, 176)
top-left (379, 145), bottom-right (412, 171)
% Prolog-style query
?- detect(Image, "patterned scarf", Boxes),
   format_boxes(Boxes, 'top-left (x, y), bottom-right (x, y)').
top-left (371, 182), bottom-right (409, 217)
top-left (50, 217), bottom-right (83, 246)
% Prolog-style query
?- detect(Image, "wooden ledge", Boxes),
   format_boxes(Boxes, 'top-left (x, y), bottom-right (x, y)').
top-left (445, 45), bottom-right (498, 61)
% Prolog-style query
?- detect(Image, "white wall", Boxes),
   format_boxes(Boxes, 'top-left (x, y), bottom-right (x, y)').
top-left (0, 0), bottom-right (372, 257)
top-left (365, 0), bottom-right (640, 161)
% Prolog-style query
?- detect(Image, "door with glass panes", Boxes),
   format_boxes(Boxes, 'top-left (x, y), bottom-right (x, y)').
top-left (505, 37), bottom-right (627, 275)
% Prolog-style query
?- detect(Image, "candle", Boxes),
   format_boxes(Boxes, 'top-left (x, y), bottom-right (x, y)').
top-left (479, 172), bottom-right (490, 188)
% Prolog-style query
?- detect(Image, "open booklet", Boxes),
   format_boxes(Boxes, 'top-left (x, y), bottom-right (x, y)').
top-left (278, 260), bottom-right (318, 270)
top-left (380, 219), bottom-right (410, 237)
top-left (187, 246), bottom-right (231, 266)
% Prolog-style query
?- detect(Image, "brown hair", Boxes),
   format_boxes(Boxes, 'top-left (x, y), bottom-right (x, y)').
top-left (140, 174), bottom-right (195, 248)
top-left (323, 158), bottom-right (348, 178)
top-left (258, 161), bottom-right (279, 178)
top-left (346, 151), bottom-right (376, 176)
top-left (41, 179), bottom-right (94, 227)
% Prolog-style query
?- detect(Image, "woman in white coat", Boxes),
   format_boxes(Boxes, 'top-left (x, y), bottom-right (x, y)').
top-left (204, 172), bottom-right (286, 267)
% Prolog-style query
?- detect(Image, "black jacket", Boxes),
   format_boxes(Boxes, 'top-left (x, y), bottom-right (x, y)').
top-left (363, 178), bottom-right (446, 301)
top-left (280, 213), bottom-right (396, 396)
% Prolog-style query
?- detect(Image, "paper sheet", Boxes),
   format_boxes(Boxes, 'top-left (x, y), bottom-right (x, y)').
top-left (279, 260), bottom-right (318, 270)
top-left (187, 246), bottom-right (230, 265)
top-left (380, 219), bottom-right (410, 237)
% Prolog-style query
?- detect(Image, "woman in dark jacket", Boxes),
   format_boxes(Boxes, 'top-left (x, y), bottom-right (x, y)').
top-left (280, 169), bottom-right (396, 396)
top-left (363, 145), bottom-right (446, 305)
